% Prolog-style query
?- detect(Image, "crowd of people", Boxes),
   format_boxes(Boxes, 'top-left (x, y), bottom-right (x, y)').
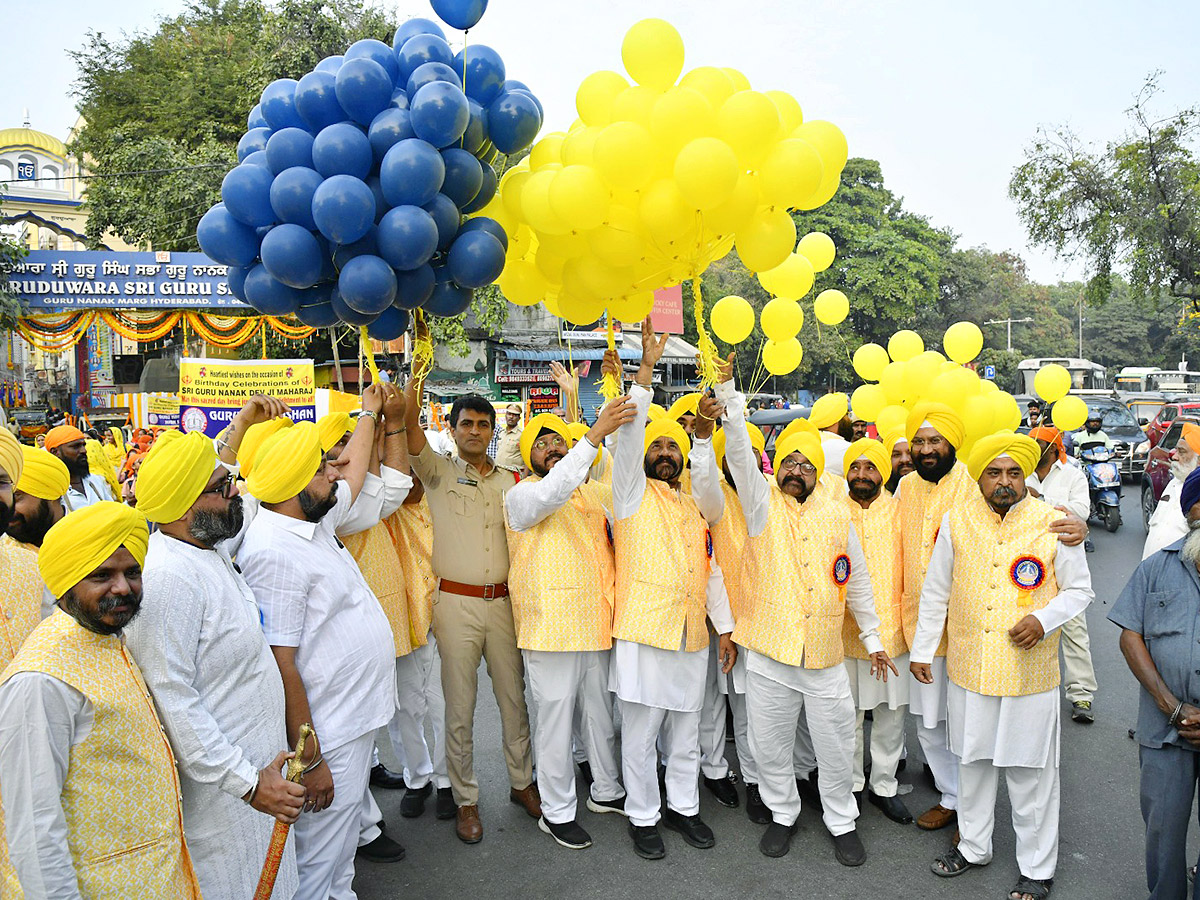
top-left (0, 319), bottom-right (1194, 900)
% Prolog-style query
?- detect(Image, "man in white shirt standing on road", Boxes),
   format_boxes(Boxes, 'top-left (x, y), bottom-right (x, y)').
top-left (1143, 422), bottom-right (1200, 560)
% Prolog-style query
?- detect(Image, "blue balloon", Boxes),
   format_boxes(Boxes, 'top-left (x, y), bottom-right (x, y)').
top-left (260, 79), bottom-right (305, 131)
top-left (487, 91), bottom-right (541, 154)
top-left (295, 70), bottom-right (348, 133)
top-left (447, 229), bottom-right (504, 288)
top-left (406, 62), bottom-right (462, 96)
top-left (312, 122), bottom-right (373, 179)
top-left (389, 89), bottom-right (410, 111)
top-left (221, 164), bottom-right (277, 227)
top-left (244, 263), bottom-right (304, 315)
top-left (226, 266), bottom-right (251, 301)
top-left (260, 223), bottom-right (323, 289)
top-left (423, 193), bottom-right (461, 250)
top-left (509, 87), bottom-right (544, 119)
top-left (247, 104), bottom-right (268, 130)
top-left (198, 204), bottom-right (262, 267)
top-left (460, 100), bottom-right (486, 154)
top-left (377, 206), bottom-right (439, 271)
top-left (335, 58), bottom-right (394, 126)
top-left (395, 264), bottom-right (436, 309)
top-left (475, 140), bottom-right (499, 164)
top-left (425, 267), bottom-right (473, 316)
top-left (339, 255), bottom-right (397, 314)
top-left (397, 34), bottom-right (454, 82)
top-left (458, 214), bottom-right (507, 251)
top-left (311, 174), bottom-right (376, 244)
top-left (393, 17), bottom-right (446, 50)
top-left (440, 149), bottom-right (483, 209)
top-left (431, 0), bottom-right (488, 30)
top-left (454, 45), bottom-right (506, 106)
top-left (380, 139), bottom-right (445, 207)
top-left (461, 162), bottom-right (497, 214)
top-left (237, 128), bottom-right (271, 162)
top-left (296, 299), bottom-right (341, 327)
top-left (312, 233), bottom-right (337, 281)
top-left (410, 81), bottom-right (470, 149)
top-left (329, 284), bottom-right (380, 325)
top-left (270, 166), bottom-right (323, 230)
top-left (265, 128), bottom-right (315, 174)
top-left (367, 306), bottom-right (411, 341)
top-left (242, 150), bottom-right (271, 169)
top-left (333, 226), bottom-right (379, 269)
top-left (344, 38), bottom-right (400, 86)
top-left (364, 176), bottom-right (388, 223)
top-left (368, 108), bottom-right (415, 163)
top-left (315, 55), bottom-right (344, 75)
top-left (503, 79), bottom-right (531, 92)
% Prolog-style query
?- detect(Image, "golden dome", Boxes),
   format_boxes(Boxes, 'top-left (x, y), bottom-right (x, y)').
top-left (0, 127), bottom-right (66, 158)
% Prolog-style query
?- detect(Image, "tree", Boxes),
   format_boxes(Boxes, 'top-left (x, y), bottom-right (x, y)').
top-left (0, 187), bottom-right (27, 328)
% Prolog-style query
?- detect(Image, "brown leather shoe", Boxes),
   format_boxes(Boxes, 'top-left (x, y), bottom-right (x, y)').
top-left (456, 805), bottom-right (483, 844)
top-left (916, 804), bottom-right (957, 831)
top-left (509, 784), bottom-right (542, 818)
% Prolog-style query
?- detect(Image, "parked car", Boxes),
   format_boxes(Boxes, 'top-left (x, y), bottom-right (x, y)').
top-left (12, 408), bottom-right (49, 445)
top-left (1072, 397), bottom-right (1148, 480)
top-left (1143, 398), bottom-right (1200, 448)
top-left (1141, 416), bottom-right (1199, 529)
top-left (1123, 391), bottom-right (1169, 429)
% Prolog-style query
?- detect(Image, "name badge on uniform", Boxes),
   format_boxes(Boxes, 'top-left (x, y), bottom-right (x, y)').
top-left (832, 554), bottom-right (851, 586)
top-left (1010, 556), bottom-right (1046, 591)
top-left (457, 477), bottom-right (478, 487)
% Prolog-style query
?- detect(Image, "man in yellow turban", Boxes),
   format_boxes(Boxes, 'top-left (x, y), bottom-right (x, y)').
top-left (9, 445), bottom-right (67, 548)
top-left (0, 502), bottom-right (203, 899)
top-left (883, 429), bottom-right (913, 495)
top-left (910, 432), bottom-right (1094, 900)
top-left (45, 424), bottom-right (112, 509)
top-left (668, 392), bottom-right (701, 436)
top-left (0, 435), bottom-right (37, 669)
top-left (711, 358), bottom-right (892, 865)
top-left (809, 391), bottom-right (853, 477)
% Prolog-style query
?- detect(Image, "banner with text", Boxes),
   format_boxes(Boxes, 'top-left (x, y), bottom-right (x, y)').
top-left (146, 395), bottom-right (181, 429)
top-left (178, 358), bottom-right (315, 436)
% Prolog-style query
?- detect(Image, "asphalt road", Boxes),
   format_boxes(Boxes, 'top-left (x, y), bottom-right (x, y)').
top-left (357, 487), bottom-right (1160, 899)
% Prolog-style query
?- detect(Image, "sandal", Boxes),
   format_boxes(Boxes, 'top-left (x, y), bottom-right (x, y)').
top-left (931, 846), bottom-right (982, 878)
top-left (1009, 875), bottom-right (1053, 899)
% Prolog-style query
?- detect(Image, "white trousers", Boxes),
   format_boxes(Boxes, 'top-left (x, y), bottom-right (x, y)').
top-left (746, 669), bottom-right (859, 835)
top-left (524, 648), bottom-right (624, 823)
top-left (853, 707), bottom-right (906, 796)
top-left (957, 758), bottom-right (1060, 880)
top-left (912, 658), bottom-right (959, 809)
top-left (618, 698), bottom-right (701, 827)
top-left (699, 639), bottom-right (731, 780)
top-left (794, 710), bottom-right (816, 777)
top-left (387, 637), bottom-right (449, 790)
top-left (294, 731), bottom-right (374, 900)
top-left (728, 691), bottom-right (758, 784)
top-left (1059, 611), bottom-right (1097, 705)
top-left (356, 785), bottom-right (382, 847)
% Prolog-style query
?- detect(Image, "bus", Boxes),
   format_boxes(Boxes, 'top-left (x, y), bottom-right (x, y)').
top-left (1017, 358), bottom-right (1108, 395)
top-left (1115, 365), bottom-right (1200, 395)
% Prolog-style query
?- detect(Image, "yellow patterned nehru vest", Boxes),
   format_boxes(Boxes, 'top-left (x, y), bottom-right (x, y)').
top-left (506, 477), bottom-right (615, 652)
top-left (734, 486), bottom-right (853, 669)
top-left (613, 479), bottom-right (710, 652)
top-left (0, 613), bottom-right (201, 900)
top-left (343, 516), bottom-right (413, 658)
top-left (842, 492), bottom-right (907, 660)
top-left (0, 538), bottom-right (44, 670)
top-left (946, 493), bottom-right (1062, 697)
top-left (899, 461), bottom-right (976, 657)
top-left (390, 498), bottom-right (436, 648)
top-left (709, 480), bottom-right (751, 622)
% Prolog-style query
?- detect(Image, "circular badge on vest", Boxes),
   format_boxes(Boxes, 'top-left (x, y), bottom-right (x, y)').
top-left (706, 529), bottom-right (714, 559)
top-left (832, 554), bottom-right (851, 586)
top-left (1010, 556), bottom-right (1046, 591)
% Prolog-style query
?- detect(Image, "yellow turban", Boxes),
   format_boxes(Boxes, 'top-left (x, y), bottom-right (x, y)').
top-left (906, 401), bottom-right (965, 448)
top-left (0, 429), bottom-right (24, 486)
top-left (109, 426), bottom-right (126, 455)
top-left (238, 418), bottom-right (293, 478)
top-left (667, 393), bottom-right (701, 424)
top-left (85, 440), bottom-right (120, 496)
top-left (317, 412), bottom-right (354, 453)
top-left (39, 502), bottom-right (149, 599)
top-left (246, 421), bottom-right (323, 504)
top-left (566, 421), bottom-right (602, 468)
top-left (712, 423), bottom-right (766, 469)
top-left (809, 392), bottom-right (849, 429)
top-left (842, 437), bottom-right (892, 482)
top-left (136, 430), bottom-right (218, 524)
top-left (967, 430), bottom-right (1042, 481)
top-left (519, 413), bottom-right (572, 470)
top-left (777, 416), bottom-right (821, 448)
top-left (17, 446), bottom-right (69, 500)
top-left (883, 429), bottom-right (908, 450)
top-left (774, 430), bottom-right (824, 475)
top-left (644, 420), bottom-right (691, 461)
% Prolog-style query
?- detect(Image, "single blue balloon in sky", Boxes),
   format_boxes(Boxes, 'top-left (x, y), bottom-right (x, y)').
top-left (487, 91), bottom-right (541, 154)
top-left (455, 45), bottom-right (506, 107)
top-left (397, 33), bottom-right (455, 82)
top-left (368, 108), bottom-right (416, 163)
top-left (198, 204), bottom-right (262, 267)
top-left (393, 17), bottom-right (446, 50)
top-left (367, 306), bottom-right (411, 341)
top-left (447, 229), bottom-right (505, 288)
top-left (339, 255), bottom-right (398, 314)
top-left (377, 205), bottom-right (440, 271)
top-left (395, 263), bottom-right (436, 309)
top-left (237, 127), bottom-right (271, 162)
top-left (410, 81), bottom-right (470, 148)
top-left (431, 0), bottom-right (488, 31)
top-left (423, 193), bottom-right (461, 250)
top-left (265, 128), bottom-right (315, 174)
top-left (260, 223), bottom-right (323, 289)
top-left (335, 58), bottom-right (394, 126)
top-left (244, 263), bottom-right (304, 315)
top-left (344, 38), bottom-right (400, 86)
top-left (312, 174), bottom-right (376, 244)
top-left (312, 122), bottom-right (373, 179)
top-left (222, 164), bottom-right (277, 228)
top-left (380, 139), bottom-right (445, 208)
top-left (270, 166), bottom-right (323, 231)
top-left (295, 70), bottom-right (348, 132)
top-left (260, 79), bottom-right (305, 131)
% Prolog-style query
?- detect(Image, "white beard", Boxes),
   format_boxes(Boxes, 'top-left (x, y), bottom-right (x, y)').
top-left (1181, 522), bottom-right (1200, 569)
top-left (1172, 458), bottom-right (1199, 481)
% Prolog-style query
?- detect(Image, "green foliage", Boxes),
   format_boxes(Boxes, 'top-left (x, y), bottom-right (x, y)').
top-left (0, 188), bottom-right (27, 329)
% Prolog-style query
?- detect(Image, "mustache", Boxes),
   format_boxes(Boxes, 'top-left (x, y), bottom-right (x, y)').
top-left (782, 475), bottom-right (804, 487)
top-left (990, 485), bottom-right (1018, 500)
top-left (98, 592), bottom-right (138, 612)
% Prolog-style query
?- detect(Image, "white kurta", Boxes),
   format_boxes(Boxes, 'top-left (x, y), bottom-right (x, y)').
top-left (1144, 475), bottom-right (1188, 559)
top-left (62, 474), bottom-right (113, 511)
top-left (820, 431), bottom-right (851, 479)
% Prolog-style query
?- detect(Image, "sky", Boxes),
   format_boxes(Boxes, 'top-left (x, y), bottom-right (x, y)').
top-left (5, 0), bottom-right (1199, 286)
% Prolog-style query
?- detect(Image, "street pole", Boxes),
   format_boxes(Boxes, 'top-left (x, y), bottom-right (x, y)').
top-left (1078, 292), bottom-right (1084, 358)
top-left (983, 317), bottom-right (1033, 353)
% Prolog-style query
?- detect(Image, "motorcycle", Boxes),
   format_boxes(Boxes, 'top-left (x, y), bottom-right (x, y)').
top-left (1079, 443), bottom-right (1122, 533)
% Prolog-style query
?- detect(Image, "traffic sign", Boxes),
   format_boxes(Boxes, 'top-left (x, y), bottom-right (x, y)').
top-left (984, 365), bottom-right (996, 379)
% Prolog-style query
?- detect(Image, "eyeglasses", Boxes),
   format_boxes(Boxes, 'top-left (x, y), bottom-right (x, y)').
top-left (532, 435), bottom-right (568, 452)
top-left (199, 472), bottom-right (237, 498)
top-left (779, 458), bottom-right (817, 475)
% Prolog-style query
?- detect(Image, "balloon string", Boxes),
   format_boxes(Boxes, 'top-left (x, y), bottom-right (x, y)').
top-left (359, 325), bottom-right (380, 385)
top-left (690, 276), bottom-right (721, 390)
top-left (411, 310), bottom-right (434, 384)
top-left (600, 316), bottom-right (620, 402)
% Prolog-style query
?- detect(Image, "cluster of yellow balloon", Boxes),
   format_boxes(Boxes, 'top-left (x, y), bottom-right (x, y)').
top-left (1034, 363), bottom-right (1089, 431)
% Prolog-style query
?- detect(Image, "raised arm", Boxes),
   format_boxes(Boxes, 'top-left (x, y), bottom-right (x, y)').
top-left (337, 384), bottom-right (384, 503)
top-left (689, 392), bottom-right (726, 524)
top-left (613, 322), bottom-right (667, 520)
top-left (714, 356), bottom-right (769, 536)
top-left (216, 394), bottom-right (292, 467)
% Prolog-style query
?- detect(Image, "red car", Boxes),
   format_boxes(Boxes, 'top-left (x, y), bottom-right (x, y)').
top-left (1144, 400), bottom-right (1200, 448)
top-left (1141, 416), bottom-right (1200, 528)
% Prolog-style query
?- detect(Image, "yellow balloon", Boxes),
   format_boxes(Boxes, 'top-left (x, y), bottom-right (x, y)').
top-left (717, 91), bottom-right (782, 167)
top-left (610, 85), bottom-right (660, 126)
top-left (501, 169), bottom-right (532, 223)
top-left (1034, 364), bottom-right (1072, 403)
top-left (989, 391), bottom-right (1021, 432)
top-left (558, 290), bottom-right (607, 326)
top-left (608, 291), bottom-right (655, 323)
top-left (887, 329), bottom-right (924, 362)
top-left (759, 139), bottom-right (824, 209)
top-left (576, 71), bottom-right (630, 127)
top-left (1052, 395), bottom-right (1089, 432)
top-left (559, 125), bottom-right (601, 167)
top-left (796, 232), bottom-right (836, 272)
top-left (943, 321), bottom-right (983, 364)
top-left (621, 18), bottom-right (685, 91)
top-left (529, 132), bottom-right (565, 170)
top-left (928, 370), bottom-right (966, 411)
top-left (521, 170), bottom-right (570, 235)
top-left (792, 120), bottom-right (849, 173)
top-left (880, 361), bottom-right (907, 405)
top-left (711, 294), bottom-right (755, 344)
top-left (853, 343), bottom-right (889, 382)
top-left (961, 394), bottom-right (995, 440)
top-left (548, 165), bottom-right (611, 231)
top-left (651, 87), bottom-right (716, 156)
top-left (674, 137), bottom-right (739, 211)
top-left (734, 207), bottom-right (796, 272)
top-left (757, 253), bottom-right (814, 301)
top-left (722, 68), bottom-right (751, 92)
top-left (703, 171), bottom-right (759, 234)
top-left (679, 66), bottom-right (736, 109)
top-left (496, 259), bottom-right (547, 306)
top-left (814, 289), bottom-right (849, 325)
top-left (766, 90), bottom-right (804, 132)
top-left (588, 206), bottom-right (646, 267)
top-left (593, 122), bottom-right (655, 190)
top-left (534, 228), bottom-right (586, 260)
top-left (903, 352), bottom-right (941, 398)
top-left (639, 178), bottom-right (693, 240)
top-left (796, 169), bottom-right (841, 211)
top-left (762, 338), bottom-right (803, 375)
top-left (534, 243), bottom-right (567, 282)
top-left (978, 379), bottom-right (998, 394)
top-left (760, 298), bottom-right (804, 342)
top-left (851, 384), bottom-right (886, 422)
top-left (875, 404), bottom-right (908, 436)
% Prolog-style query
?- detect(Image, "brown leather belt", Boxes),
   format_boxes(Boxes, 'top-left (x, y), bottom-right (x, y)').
top-left (439, 579), bottom-right (509, 599)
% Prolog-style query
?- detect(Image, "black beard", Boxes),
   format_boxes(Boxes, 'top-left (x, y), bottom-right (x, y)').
top-left (9, 499), bottom-right (55, 546)
top-left (532, 451), bottom-right (565, 478)
top-left (298, 482), bottom-right (338, 522)
top-left (61, 587), bottom-right (142, 635)
top-left (189, 496), bottom-right (245, 546)
top-left (645, 455), bottom-right (681, 483)
top-left (0, 496), bottom-right (12, 539)
top-left (848, 478), bottom-right (881, 502)
top-left (885, 472), bottom-right (902, 495)
top-left (64, 456), bottom-right (90, 480)
top-left (837, 419), bottom-right (854, 441)
top-left (915, 447), bottom-right (957, 483)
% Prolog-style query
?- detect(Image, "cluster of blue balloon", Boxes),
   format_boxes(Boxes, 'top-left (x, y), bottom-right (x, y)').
top-left (196, 13), bottom-right (541, 341)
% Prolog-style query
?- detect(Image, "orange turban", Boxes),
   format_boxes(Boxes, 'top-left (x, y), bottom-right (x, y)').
top-left (1028, 426), bottom-right (1066, 464)
top-left (44, 425), bottom-right (86, 451)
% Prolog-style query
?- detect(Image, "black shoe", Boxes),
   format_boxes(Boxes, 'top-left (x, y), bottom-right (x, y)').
top-left (759, 821), bottom-right (797, 858)
top-left (357, 830), bottom-right (406, 862)
top-left (868, 791), bottom-right (914, 824)
top-left (399, 782), bottom-right (432, 818)
top-left (629, 823), bottom-right (665, 860)
top-left (1084, 538), bottom-right (1095, 553)
top-left (897, 758), bottom-right (907, 773)
top-left (702, 773), bottom-right (740, 808)
top-left (797, 775), bottom-right (823, 813)
top-left (369, 763), bottom-right (407, 790)
top-left (586, 795), bottom-right (628, 816)
top-left (745, 783), bottom-right (770, 825)
top-left (1071, 701), bottom-right (1095, 724)
top-left (435, 787), bottom-right (456, 820)
top-left (539, 816), bottom-right (593, 849)
top-left (853, 790), bottom-right (863, 811)
top-left (577, 760), bottom-right (594, 785)
top-left (663, 809), bottom-right (715, 849)
top-left (833, 829), bottom-right (866, 867)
